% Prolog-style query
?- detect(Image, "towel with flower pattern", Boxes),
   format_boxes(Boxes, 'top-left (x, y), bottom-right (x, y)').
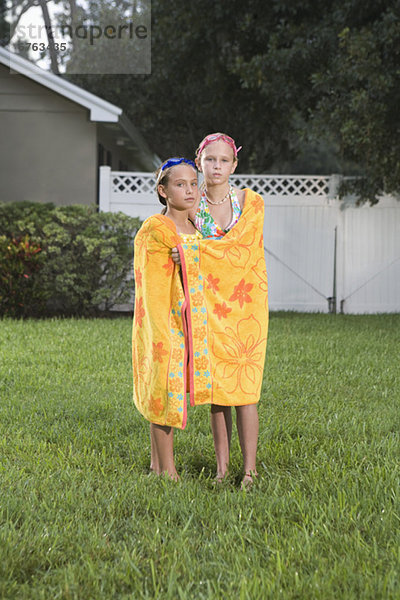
top-left (132, 188), bottom-right (269, 429)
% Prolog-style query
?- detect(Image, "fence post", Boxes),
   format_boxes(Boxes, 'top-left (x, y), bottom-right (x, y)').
top-left (335, 194), bottom-right (346, 314)
top-left (327, 226), bottom-right (338, 313)
top-left (328, 174), bottom-right (341, 201)
top-left (99, 166), bottom-right (112, 212)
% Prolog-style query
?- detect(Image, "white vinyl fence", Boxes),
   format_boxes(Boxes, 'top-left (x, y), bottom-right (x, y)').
top-left (99, 166), bottom-right (400, 314)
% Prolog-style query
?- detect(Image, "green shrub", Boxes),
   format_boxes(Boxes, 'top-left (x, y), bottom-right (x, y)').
top-left (0, 202), bottom-right (141, 317)
top-left (0, 234), bottom-right (43, 317)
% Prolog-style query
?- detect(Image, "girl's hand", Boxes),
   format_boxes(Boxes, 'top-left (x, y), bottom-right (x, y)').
top-left (171, 247), bottom-right (181, 265)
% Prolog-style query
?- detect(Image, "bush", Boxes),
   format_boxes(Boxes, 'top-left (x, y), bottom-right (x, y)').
top-left (0, 202), bottom-right (141, 317)
top-left (0, 234), bottom-right (43, 317)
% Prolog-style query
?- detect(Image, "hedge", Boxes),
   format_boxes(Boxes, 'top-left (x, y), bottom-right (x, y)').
top-left (0, 202), bottom-right (141, 317)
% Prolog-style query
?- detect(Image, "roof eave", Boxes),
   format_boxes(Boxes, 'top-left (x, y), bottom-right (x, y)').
top-left (0, 46), bottom-right (160, 169)
top-left (0, 46), bottom-right (121, 122)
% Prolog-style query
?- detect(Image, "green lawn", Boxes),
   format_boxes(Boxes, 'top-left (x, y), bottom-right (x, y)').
top-left (0, 313), bottom-right (399, 599)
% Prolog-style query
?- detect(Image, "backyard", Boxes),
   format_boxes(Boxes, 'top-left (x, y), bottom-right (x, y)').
top-left (0, 313), bottom-right (399, 599)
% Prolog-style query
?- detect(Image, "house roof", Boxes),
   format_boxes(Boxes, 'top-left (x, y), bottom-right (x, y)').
top-left (0, 46), bottom-right (160, 169)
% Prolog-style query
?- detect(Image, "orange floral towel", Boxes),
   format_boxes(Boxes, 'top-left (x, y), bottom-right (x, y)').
top-left (132, 188), bottom-right (268, 429)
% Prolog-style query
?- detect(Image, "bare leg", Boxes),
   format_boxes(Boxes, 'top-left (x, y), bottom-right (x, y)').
top-left (150, 423), bottom-right (179, 480)
top-left (236, 404), bottom-right (259, 485)
top-left (150, 424), bottom-right (159, 473)
top-left (210, 405), bottom-right (232, 479)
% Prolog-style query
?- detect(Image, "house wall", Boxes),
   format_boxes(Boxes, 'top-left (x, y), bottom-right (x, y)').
top-left (0, 63), bottom-right (99, 206)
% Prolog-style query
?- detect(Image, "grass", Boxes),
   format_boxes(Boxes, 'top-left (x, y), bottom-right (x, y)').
top-left (0, 312), bottom-right (399, 599)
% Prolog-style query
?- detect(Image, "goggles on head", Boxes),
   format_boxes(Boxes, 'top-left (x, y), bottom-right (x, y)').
top-left (156, 157), bottom-right (196, 184)
top-left (196, 134), bottom-right (242, 158)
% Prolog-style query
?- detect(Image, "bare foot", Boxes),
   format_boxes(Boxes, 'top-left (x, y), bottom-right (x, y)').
top-left (160, 469), bottom-right (180, 482)
top-left (149, 466), bottom-right (180, 481)
top-left (241, 471), bottom-right (258, 490)
top-left (213, 471), bottom-right (229, 485)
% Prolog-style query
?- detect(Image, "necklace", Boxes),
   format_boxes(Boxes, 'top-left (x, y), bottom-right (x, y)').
top-left (180, 218), bottom-right (195, 230)
top-left (204, 185), bottom-right (231, 205)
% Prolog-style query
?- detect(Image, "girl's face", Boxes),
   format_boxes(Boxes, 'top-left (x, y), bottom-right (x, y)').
top-left (197, 140), bottom-right (237, 185)
top-left (158, 164), bottom-right (198, 211)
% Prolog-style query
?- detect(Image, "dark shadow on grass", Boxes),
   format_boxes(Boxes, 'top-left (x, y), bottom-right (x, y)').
top-left (181, 453), bottom-right (215, 479)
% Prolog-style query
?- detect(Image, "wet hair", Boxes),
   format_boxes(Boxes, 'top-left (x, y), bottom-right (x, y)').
top-left (155, 158), bottom-right (197, 210)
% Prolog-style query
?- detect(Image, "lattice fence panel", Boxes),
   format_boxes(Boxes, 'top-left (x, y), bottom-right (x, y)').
top-left (112, 173), bottom-right (155, 194)
top-left (230, 175), bottom-right (330, 196)
top-left (111, 172), bottom-right (331, 197)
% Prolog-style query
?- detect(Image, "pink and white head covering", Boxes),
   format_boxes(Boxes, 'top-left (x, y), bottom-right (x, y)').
top-left (196, 132), bottom-right (242, 159)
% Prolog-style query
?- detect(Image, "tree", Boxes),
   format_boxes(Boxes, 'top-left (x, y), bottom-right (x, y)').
top-left (67, 0), bottom-right (395, 188)
top-left (6, 0), bottom-right (66, 72)
top-left (226, 0), bottom-right (400, 202)
top-left (0, 0), bottom-right (10, 46)
top-left (6, 0), bottom-right (398, 202)
top-left (65, 0), bottom-right (304, 169)
top-left (309, 3), bottom-right (400, 202)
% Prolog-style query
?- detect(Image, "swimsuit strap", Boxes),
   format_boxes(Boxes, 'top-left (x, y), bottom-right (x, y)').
top-left (194, 186), bottom-right (242, 239)
top-left (227, 188), bottom-right (242, 230)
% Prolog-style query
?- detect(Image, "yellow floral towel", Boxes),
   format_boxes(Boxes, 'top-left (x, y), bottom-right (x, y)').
top-left (132, 188), bottom-right (268, 429)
